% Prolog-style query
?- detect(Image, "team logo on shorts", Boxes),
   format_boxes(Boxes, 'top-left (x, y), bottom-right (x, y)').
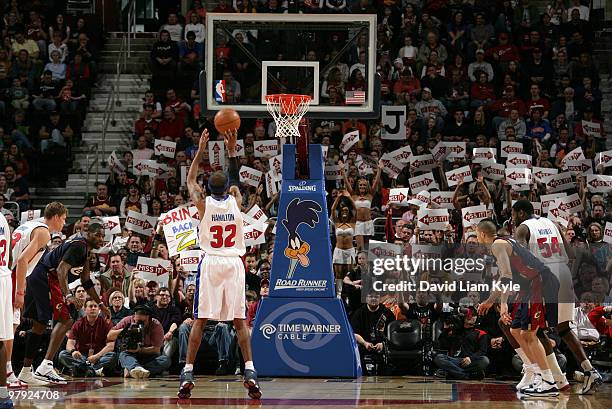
top-left (56, 303), bottom-right (63, 311)
top-left (281, 198), bottom-right (322, 279)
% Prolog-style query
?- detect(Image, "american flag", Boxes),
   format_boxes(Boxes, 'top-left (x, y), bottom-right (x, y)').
top-left (345, 90), bottom-right (366, 105)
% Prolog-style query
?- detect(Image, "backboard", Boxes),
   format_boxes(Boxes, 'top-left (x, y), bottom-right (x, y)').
top-left (201, 13), bottom-right (379, 119)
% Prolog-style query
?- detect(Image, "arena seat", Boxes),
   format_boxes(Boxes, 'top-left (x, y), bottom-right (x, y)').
top-left (385, 319), bottom-right (422, 374)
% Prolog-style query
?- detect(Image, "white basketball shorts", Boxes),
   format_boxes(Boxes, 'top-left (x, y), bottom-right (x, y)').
top-left (194, 255), bottom-right (246, 321)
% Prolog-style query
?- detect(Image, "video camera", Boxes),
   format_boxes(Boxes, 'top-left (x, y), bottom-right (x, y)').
top-left (441, 304), bottom-right (476, 332)
top-left (117, 322), bottom-right (145, 352)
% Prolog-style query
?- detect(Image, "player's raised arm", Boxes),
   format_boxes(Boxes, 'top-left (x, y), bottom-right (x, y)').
top-left (188, 129), bottom-right (209, 216)
top-left (224, 129), bottom-right (240, 186)
top-left (14, 227), bottom-right (51, 309)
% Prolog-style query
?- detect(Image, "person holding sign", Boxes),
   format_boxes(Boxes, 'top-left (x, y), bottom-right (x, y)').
top-left (178, 128), bottom-right (261, 400)
top-left (330, 190), bottom-right (357, 299)
top-left (342, 160), bottom-right (383, 251)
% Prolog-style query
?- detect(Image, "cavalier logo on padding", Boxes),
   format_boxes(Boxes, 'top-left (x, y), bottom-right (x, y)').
top-left (281, 198), bottom-right (322, 279)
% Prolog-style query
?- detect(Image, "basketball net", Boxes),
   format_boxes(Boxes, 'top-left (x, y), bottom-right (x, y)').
top-left (265, 94), bottom-right (312, 139)
top-left (266, 94), bottom-right (312, 179)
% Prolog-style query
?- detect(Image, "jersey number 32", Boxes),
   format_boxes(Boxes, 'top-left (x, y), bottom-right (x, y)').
top-left (210, 225), bottom-right (237, 248)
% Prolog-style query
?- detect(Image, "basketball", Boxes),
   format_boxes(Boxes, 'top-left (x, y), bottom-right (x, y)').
top-left (214, 109), bottom-right (241, 134)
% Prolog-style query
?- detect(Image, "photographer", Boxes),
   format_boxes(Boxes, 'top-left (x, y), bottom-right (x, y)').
top-left (58, 299), bottom-right (116, 377)
top-left (433, 307), bottom-right (490, 380)
top-left (350, 292), bottom-right (396, 375)
top-left (107, 304), bottom-right (170, 379)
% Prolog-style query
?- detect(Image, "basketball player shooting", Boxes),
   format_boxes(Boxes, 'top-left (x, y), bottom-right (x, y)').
top-left (178, 128), bottom-right (261, 400)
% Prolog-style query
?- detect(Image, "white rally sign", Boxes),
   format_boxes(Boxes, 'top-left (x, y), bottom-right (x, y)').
top-left (417, 208), bottom-right (450, 230)
top-left (409, 154), bottom-right (436, 173)
top-left (581, 120), bottom-right (604, 139)
top-left (247, 204), bottom-right (268, 223)
top-left (133, 159), bottom-right (158, 177)
top-left (163, 212), bottom-right (199, 257)
top-left (133, 257), bottom-right (171, 286)
top-left (500, 141), bottom-right (523, 157)
top-left (265, 171), bottom-right (279, 198)
top-left (269, 154), bottom-right (283, 179)
top-left (481, 163), bottom-right (505, 181)
top-left (595, 150), bottom-right (612, 168)
top-left (561, 147), bottom-right (585, 167)
top-left (408, 191), bottom-right (431, 208)
top-left (409, 172), bottom-right (439, 192)
top-left (586, 174), bottom-right (612, 193)
top-left (239, 166), bottom-right (263, 188)
top-left (542, 172), bottom-right (574, 193)
top-left (208, 141), bottom-right (225, 170)
top-left (340, 130), bottom-right (359, 153)
top-left (324, 164), bottom-right (343, 180)
top-left (505, 168), bottom-right (532, 186)
top-left (253, 140), bottom-right (279, 158)
top-left (506, 153), bottom-right (532, 168)
top-left (541, 193), bottom-right (567, 215)
top-left (388, 188), bottom-right (410, 206)
top-left (20, 209), bottom-right (41, 224)
top-left (389, 146), bottom-right (412, 164)
top-left (178, 250), bottom-right (204, 272)
top-left (369, 241), bottom-right (403, 265)
top-left (472, 148), bottom-right (496, 164)
top-left (532, 167), bottom-right (558, 182)
top-left (555, 193), bottom-right (584, 215)
top-left (445, 142), bottom-right (467, 159)
top-left (154, 139), bottom-right (177, 158)
top-left (564, 159), bottom-right (593, 175)
top-left (125, 211), bottom-right (158, 236)
top-left (108, 150), bottom-right (125, 172)
top-left (244, 222), bottom-right (267, 247)
top-left (102, 216), bottom-right (121, 235)
top-left (380, 155), bottom-right (404, 179)
top-left (430, 191), bottom-right (455, 209)
top-left (461, 205), bottom-right (488, 228)
top-left (445, 165), bottom-right (473, 187)
top-left (604, 222), bottom-right (612, 244)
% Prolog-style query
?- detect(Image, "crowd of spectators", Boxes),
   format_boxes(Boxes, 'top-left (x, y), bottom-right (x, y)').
top-left (5, 0), bottom-right (612, 382)
top-left (0, 4), bottom-right (101, 209)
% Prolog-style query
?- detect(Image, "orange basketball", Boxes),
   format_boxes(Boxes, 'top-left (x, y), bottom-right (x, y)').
top-left (214, 109), bottom-right (241, 133)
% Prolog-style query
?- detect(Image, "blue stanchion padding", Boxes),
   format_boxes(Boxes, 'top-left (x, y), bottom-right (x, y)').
top-left (268, 144), bottom-right (334, 299)
top-left (252, 297), bottom-right (362, 377)
top-left (252, 144), bottom-right (361, 377)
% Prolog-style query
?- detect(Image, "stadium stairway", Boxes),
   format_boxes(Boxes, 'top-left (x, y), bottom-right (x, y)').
top-left (32, 34), bottom-right (157, 222)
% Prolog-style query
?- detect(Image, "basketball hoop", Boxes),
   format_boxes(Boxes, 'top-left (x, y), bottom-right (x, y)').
top-left (265, 94), bottom-right (312, 139)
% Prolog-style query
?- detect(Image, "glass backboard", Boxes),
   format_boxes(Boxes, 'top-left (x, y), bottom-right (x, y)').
top-left (202, 13), bottom-right (379, 119)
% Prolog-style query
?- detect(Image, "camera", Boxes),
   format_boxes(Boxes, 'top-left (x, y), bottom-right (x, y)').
top-left (441, 304), bottom-right (475, 331)
top-left (117, 322), bottom-right (145, 351)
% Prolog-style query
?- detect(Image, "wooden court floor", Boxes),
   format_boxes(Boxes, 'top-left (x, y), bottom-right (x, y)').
top-left (8, 376), bottom-right (610, 408)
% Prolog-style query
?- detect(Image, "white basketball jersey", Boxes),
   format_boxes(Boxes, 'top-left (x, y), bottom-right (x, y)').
top-left (199, 196), bottom-right (245, 257)
top-left (0, 214), bottom-right (11, 278)
top-left (11, 221), bottom-right (48, 276)
top-left (521, 216), bottom-right (568, 263)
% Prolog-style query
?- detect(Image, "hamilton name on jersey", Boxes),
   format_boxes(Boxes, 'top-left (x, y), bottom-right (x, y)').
top-left (211, 214), bottom-right (235, 222)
